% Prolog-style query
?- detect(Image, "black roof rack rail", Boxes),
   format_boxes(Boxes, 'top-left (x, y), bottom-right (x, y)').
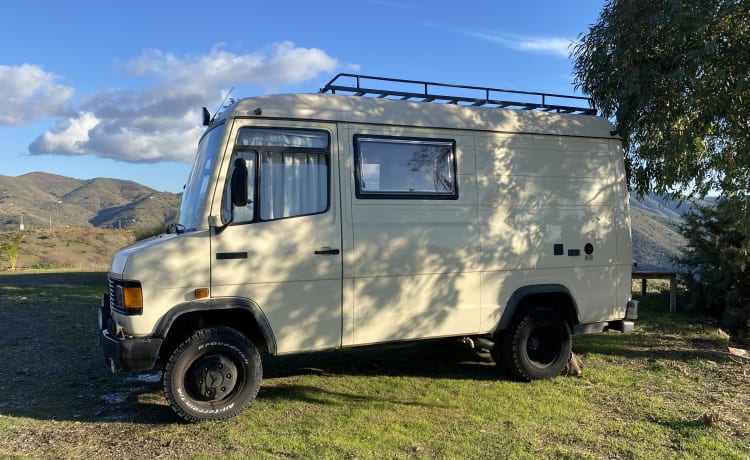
top-left (320, 73), bottom-right (597, 116)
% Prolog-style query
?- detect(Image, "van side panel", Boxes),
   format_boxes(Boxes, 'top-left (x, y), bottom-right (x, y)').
top-left (476, 133), bottom-right (623, 330)
top-left (343, 127), bottom-right (482, 345)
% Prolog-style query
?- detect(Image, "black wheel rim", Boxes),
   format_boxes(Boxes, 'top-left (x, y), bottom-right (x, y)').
top-left (186, 352), bottom-right (242, 402)
top-left (526, 325), bottom-right (562, 367)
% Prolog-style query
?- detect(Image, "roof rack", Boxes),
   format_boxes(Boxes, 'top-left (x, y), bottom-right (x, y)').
top-left (320, 73), bottom-right (597, 116)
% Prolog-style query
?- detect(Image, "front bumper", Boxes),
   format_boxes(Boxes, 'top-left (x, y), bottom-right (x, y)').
top-left (99, 293), bottom-right (162, 372)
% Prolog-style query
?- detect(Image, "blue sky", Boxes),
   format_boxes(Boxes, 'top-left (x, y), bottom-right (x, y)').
top-left (0, 1), bottom-right (605, 192)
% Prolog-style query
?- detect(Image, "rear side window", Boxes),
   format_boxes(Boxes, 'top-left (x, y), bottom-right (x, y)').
top-left (354, 135), bottom-right (457, 199)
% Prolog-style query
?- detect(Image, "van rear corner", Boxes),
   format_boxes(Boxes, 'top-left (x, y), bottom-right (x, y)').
top-left (613, 299), bottom-right (639, 333)
top-left (573, 300), bottom-right (638, 335)
top-left (606, 299), bottom-right (639, 334)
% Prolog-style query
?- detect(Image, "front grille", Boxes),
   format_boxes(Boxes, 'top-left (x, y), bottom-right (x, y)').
top-left (108, 278), bottom-right (117, 309)
top-left (108, 277), bottom-right (125, 313)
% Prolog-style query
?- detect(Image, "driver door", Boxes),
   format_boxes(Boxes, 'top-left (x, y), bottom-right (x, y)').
top-left (210, 123), bottom-right (342, 353)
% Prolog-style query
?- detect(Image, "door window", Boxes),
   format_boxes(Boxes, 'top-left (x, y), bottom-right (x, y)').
top-left (224, 128), bottom-right (330, 223)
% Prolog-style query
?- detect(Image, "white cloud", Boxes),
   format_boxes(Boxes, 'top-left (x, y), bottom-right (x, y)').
top-left (29, 112), bottom-right (99, 154)
top-left (459, 29), bottom-right (572, 58)
top-left (0, 64), bottom-right (74, 126)
top-left (29, 42), bottom-right (341, 162)
top-left (125, 42), bottom-right (337, 91)
top-left (512, 37), bottom-right (572, 57)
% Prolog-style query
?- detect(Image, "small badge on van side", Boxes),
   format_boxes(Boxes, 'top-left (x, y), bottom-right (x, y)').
top-left (584, 243), bottom-right (594, 261)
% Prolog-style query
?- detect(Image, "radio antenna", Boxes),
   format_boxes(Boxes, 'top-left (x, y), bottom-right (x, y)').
top-left (202, 87), bottom-right (236, 126)
top-left (212, 87), bottom-right (235, 120)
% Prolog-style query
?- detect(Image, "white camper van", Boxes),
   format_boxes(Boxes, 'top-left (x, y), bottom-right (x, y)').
top-left (99, 74), bottom-right (638, 422)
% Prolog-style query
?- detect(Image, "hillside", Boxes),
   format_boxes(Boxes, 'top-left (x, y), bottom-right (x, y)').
top-left (630, 206), bottom-right (686, 270)
top-left (0, 172), bottom-right (180, 232)
top-left (629, 194), bottom-right (701, 270)
top-left (0, 227), bottom-right (136, 270)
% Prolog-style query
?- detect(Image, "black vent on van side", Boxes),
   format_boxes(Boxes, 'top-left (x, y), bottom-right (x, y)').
top-left (320, 73), bottom-right (597, 116)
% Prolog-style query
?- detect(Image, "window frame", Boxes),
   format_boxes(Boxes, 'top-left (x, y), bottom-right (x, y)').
top-left (225, 127), bottom-right (332, 225)
top-left (353, 134), bottom-right (458, 200)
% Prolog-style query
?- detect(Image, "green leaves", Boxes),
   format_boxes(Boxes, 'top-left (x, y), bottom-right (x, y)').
top-left (0, 233), bottom-right (25, 271)
top-left (677, 196), bottom-right (750, 335)
top-left (572, 0), bottom-right (750, 199)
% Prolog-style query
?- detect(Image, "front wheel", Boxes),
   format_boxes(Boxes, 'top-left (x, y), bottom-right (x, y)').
top-left (499, 307), bottom-right (571, 381)
top-left (163, 326), bottom-right (262, 422)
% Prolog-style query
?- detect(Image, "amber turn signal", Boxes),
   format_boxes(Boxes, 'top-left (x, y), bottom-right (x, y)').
top-left (122, 286), bottom-right (143, 309)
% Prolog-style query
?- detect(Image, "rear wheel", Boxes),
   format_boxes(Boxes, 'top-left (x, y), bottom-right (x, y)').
top-left (499, 307), bottom-right (571, 381)
top-left (163, 326), bottom-right (262, 422)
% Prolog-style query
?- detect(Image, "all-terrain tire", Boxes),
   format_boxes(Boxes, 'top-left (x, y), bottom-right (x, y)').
top-left (500, 307), bottom-right (572, 381)
top-left (163, 326), bottom-right (262, 422)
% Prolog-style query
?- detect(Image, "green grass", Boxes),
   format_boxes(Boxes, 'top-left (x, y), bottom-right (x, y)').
top-left (1, 272), bottom-right (748, 459)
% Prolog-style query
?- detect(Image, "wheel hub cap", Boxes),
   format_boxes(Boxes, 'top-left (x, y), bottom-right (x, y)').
top-left (187, 353), bottom-right (239, 401)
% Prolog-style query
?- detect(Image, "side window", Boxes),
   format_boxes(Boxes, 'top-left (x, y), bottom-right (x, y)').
top-left (354, 135), bottom-right (457, 199)
top-left (224, 128), bottom-right (330, 224)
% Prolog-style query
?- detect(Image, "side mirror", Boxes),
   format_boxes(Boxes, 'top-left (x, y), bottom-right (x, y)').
top-left (231, 158), bottom-right (249, 207)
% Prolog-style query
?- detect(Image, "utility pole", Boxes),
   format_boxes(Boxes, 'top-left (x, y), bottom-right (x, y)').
top-left (19, 214), bottom-right (24, 231)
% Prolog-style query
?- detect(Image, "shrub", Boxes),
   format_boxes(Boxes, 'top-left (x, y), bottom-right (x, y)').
top-left (0, 233), bottom-right (25, 271)
top-left (677, 196), bottom-right (750, 340)
top-left (134, 224), bottom-right (168, 241)
top-left (38, 251), bottom-right (84, 268)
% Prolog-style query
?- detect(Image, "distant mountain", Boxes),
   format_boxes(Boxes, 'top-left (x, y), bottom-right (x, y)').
top-left (0, 172), bottom-right (181, 231)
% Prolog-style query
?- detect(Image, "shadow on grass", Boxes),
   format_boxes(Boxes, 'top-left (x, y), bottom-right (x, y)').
top-left (256, 340), bottom-right (502, 410)
top-left (0, 270), bottom-right (108, 287)
top-left (574, 291), bottom-right (742, 365)
top-left (259, 383), bottom-right (455, 409)
top-left (0, 271), bottom-right (179, 424)
top-left (262, 339), bottom-right (502, 381)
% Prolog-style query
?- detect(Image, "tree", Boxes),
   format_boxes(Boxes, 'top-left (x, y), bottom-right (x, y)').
top-left (676, 196), bottom-right (750, 339)
top-left (573, 1), bottom-right (750, 338)
top-left (0, 233), bottom-right (25, 271)
top-left (572, 0), bottom-right (750, 198)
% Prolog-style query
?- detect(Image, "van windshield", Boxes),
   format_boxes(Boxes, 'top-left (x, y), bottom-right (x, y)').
top-left (178, 124), bottom-right (225, 231)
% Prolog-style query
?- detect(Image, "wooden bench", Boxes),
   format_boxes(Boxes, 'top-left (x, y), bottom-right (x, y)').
top-left (632, 263), bottom-right (678, 312)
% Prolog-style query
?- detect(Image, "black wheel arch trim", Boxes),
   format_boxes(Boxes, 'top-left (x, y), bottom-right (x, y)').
top-left (153, 297), bottom-right (277, 355)
top-left (496, 284), bottom-right (580, 332)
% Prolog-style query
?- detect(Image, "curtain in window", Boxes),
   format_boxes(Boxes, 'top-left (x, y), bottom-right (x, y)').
top-left (260, 151), bottom-right (327, 220)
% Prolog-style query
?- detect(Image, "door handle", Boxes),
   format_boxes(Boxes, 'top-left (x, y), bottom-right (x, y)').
top-left (314, 248), bottom-right (340, 255)
top-left (216, 252), bottom-right (248, 260)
